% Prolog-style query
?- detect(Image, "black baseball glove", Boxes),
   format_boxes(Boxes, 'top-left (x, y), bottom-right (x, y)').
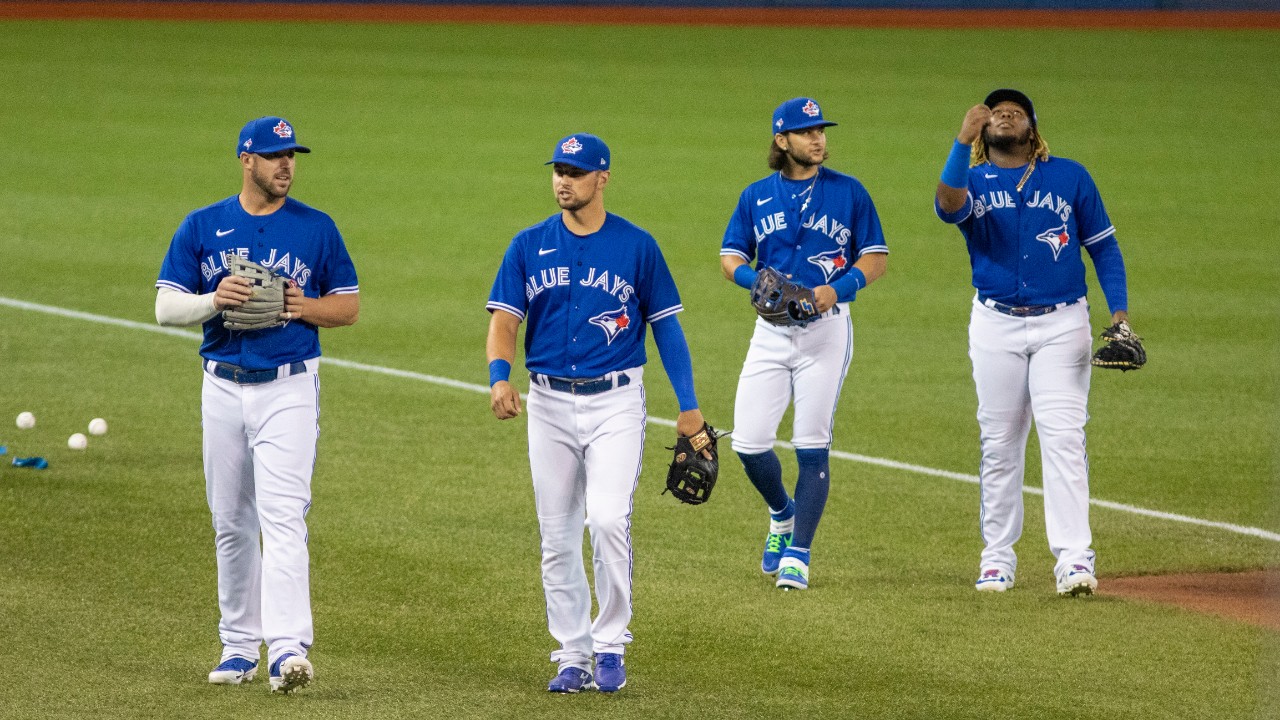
top-left (664, 423), bottom-right (720, 505)
top-left (750, 267), bottom-right (820, 327)
top-left (1091, 321), bottom-right (1146, 371)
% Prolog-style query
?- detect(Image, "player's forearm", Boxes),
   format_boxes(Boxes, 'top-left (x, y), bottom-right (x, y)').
top-left (1085, 237), bottom-right (1129, 314)
top-left (852, 251), bottom-right (887, 286)
top-left (651, 316), bottom-right (699, 412)
top-left (298, 293), bottom-right (360, 328)
top-left (721, 254), bottom-right (751, 285)
top-left (486, 310), bottom-right (521, 363)
top-left (155, 287), bottom-right (219, 326)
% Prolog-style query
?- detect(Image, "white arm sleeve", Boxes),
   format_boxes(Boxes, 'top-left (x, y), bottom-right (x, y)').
top-left (156, 287), bottom-right (220, 327)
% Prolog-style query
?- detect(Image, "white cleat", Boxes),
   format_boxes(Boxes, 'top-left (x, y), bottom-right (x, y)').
top-left (269, 653), bottom-right (314, 694)
top-left (1056, 565), bottom-right (1098, 597)
top-left (975, 568), bottom-right (1015, 592)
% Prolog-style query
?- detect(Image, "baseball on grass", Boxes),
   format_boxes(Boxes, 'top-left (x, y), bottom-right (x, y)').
top-left (16, 411), bottom-right (36, 429)
top-left (88, 418), bottom-right (108, 436)
top-left (68, 433), bottom-right (88, 450)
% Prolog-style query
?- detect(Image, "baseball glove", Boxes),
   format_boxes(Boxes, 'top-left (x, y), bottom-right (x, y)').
top-left (750, 267), bottom-right (820, 327)
top-left (664, 423), bottom-right (720, 505)
top-left (222, 255), bottom-right (288, 331)
top-left (1091, 321), bottom-right (1146, 371)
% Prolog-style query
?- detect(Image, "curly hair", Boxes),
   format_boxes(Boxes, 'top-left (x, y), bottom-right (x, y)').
top-left (971, 127), bottom-right (1050, 166)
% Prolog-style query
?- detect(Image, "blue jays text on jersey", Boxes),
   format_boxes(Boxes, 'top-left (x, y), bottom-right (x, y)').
top-left (935, 156), bottom-right (1127, 309)
top-left (721, 166), bottom-right (888, 288)
top-left (157, 195), bottom-right (359, 369)
top-left (487, 213), bottom-right (682, 379)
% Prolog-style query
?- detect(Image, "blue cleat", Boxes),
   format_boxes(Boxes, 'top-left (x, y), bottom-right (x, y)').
top-left (548, 666), bottom-right (593, 693)
top-left (595, 653), bottom-right (626, 692)
top-left (775, 547), bottom-right (810, 590)
top-left (268, 652), bottom-right (313, 694)
top-left (208, 656), bottom-right (257, 685)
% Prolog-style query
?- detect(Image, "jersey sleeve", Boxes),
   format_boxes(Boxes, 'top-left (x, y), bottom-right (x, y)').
top-left (318, 220), bottom-right (359, 296)
top-left (1074, 167), bottom-right (1116, 248)
top-left (486, 234), bottom-right (528, 320)
top-left (156, 214), bottom-right (203, 294)
top-left (641, 236), bottom-right (683, 323)
top-left (720, 190), bottom-right (756, 263)
top-left (935, 190), bottom-right (974, 225)
top-left (850, 182), bottom-right (889, 257)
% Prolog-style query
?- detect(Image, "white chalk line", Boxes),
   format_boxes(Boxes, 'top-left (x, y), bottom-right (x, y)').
top-left (4, 294), bottom-right (1277, 544)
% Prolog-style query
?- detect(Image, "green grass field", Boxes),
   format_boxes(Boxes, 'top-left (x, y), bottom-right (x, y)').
top-left (1, 17), bottom-right (1277, 720)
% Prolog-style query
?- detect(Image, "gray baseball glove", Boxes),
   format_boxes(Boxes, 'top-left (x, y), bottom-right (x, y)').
top-left (222, 255), bottom-right (288, 331)
top-left (750, 267), bottom-right (820, 327)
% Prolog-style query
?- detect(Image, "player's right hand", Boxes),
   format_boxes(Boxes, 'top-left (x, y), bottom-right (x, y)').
top-left (490, 381), bottom-right (522, 420)
top-left (213, 275), bottom-right (253, 311)
top-left (958, 104), bottom-right (993, 145)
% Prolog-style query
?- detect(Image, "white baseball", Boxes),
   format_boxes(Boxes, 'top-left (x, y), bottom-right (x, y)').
top-left (88, 418), bottom-right (108, 436)
top-left (16, 411), bottom-right (35, 430)
top-left (68, 433), bottom-right (88, 450)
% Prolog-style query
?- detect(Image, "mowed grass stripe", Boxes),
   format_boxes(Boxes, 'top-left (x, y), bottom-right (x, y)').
top-left (6, 293), bottom-right (1275, 544)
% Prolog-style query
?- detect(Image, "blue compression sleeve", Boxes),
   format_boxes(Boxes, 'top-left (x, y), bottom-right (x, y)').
top-left (733, 263), bottom-right (758, 290)
top-left (940, 139), bottom-right (971, 189)
top-left (651, 316), bottom-right (699, 411)
top-left (829, 267), bottom-right (866, 303)
top-left (1084, 235), bottom-right (1129, 313)
top-left (488, 359), bottom-right (511, 387)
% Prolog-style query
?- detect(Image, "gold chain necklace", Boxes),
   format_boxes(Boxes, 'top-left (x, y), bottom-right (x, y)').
top-left (1015, 157), bottom-right (1037, 192)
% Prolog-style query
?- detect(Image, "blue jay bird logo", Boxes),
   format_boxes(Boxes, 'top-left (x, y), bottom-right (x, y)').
top-left (589, 307), bottom-right (631, 345)
top-left (1036, 225), bottom-right (1071, 261)
top-left (807, 249), bottom-right (847, 283)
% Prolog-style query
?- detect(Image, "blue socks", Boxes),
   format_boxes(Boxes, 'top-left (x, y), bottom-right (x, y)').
top-left (793, 448), bottom-right (831, 549)
top-left (737, 450), bottom-right (790, 513)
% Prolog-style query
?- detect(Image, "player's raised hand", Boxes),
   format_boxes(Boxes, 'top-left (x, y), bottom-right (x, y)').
top-left (491, 381), bottom-right (522, 420)
top-left (213, 274), bottom-right (253, 310)
top-left (958, 104), bottom-right (993, 144)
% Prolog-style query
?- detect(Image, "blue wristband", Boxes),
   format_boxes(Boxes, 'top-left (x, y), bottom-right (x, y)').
top-left (940, 139), bottom-right (971, 189)
top-left (732, 263), bottom-right (759, 291)
top-left (829, 267), bottom-right (866, 303)
top-left (488, 359), bottom-right (511, 387)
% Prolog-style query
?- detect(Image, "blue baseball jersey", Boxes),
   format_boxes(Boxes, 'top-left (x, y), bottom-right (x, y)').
top-left (721, 166), bottom-right (888, 287)
top-left (487, 212), bottom-right (682, 379)
top-left (935, 156), bottom-right (1122, 307)
top-left (156, 195), bottom-right (359, 369)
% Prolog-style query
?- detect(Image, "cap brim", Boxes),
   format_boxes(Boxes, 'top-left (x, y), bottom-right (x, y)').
top-left (779, 120), bottom-right (838, 133)
top-left (242, 142), bottom-right (311, 156)
top-left (546, 158), bottom-right (603, 172)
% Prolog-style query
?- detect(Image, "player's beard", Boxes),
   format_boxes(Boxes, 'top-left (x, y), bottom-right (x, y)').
top-left (786, 146), bottom-right (827, 169)
top-left (251, 166), bottom-right (292, 201)
top-left (983, 125), bottom-right (1034, 154)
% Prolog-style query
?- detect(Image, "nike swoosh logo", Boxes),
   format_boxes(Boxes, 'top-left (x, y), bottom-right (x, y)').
top-left (215, 228), bottom-right (236, 237)
top-left (538, 248), bottom-right (556, 256)
top-left (984, 174), bottom-right (998, 179)
top-left (756, 197), bottom-right (773, 206)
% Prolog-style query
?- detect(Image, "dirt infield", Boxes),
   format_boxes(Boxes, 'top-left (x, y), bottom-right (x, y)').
top-left (0, 1), bottom-right (1276, 29)
top-left (1102, 569), bottom-right (1280, 631)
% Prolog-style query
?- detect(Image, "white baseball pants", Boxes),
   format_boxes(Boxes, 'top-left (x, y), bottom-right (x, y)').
top-left (526, 369), bottom-right (645, 672)
top-left (730, 305), bottom-right (853, 454)
top-left (969, 298), bottom-right (1095, 579)
top-left (201, 360), bottom-right (319, 668)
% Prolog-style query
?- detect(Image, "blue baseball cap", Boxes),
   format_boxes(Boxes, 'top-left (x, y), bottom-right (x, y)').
top-left (984, 89), bottom-right (1037, 128)
top-left (546, 133), bottom-right (610, 172)
top-left (772, 97), bottom-right (837, 135)
top-left (236, 116), bottom-right (311, 158)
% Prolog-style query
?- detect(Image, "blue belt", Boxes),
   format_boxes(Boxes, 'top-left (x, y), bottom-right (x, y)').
top-left (981, 297), bottom-right (1079, 318)
top-left (530, 371), bottom-right (630, 396)
top-left (205, 360), bottom-right (307, 385)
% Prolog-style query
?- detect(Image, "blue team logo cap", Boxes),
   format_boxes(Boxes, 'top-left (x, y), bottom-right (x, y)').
top-left (984, 89), bottom-right (1037, 128)
top-left (772, 98), bottom-right (838, 135)
top-left (236, 116), bottom-right (312, 157)
top-left (546, 133), bottom-right (610, 172)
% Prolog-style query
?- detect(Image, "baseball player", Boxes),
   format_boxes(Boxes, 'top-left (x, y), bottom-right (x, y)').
top-left (934, 89), bottom-right (1133, 597)
top-left (155, 116), bottom-right (359, 691)
top-left (486, 133), bottom-right (708, 694)
top-left (720, 98), bottom-right (888, 591)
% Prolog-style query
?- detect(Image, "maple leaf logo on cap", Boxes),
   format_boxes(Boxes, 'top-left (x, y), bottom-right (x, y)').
top-left (272, 121), bottom-right (293, 139)
top-left (801, 100), bottom-right (821, 117)
top-left (561, 137), bottom-right (584, 155)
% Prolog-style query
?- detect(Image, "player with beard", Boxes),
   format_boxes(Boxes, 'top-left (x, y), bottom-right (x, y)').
top-left (720, 98), bottom-right (888, 591)
top-left (935, 89), bottom-right (1133, 597)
